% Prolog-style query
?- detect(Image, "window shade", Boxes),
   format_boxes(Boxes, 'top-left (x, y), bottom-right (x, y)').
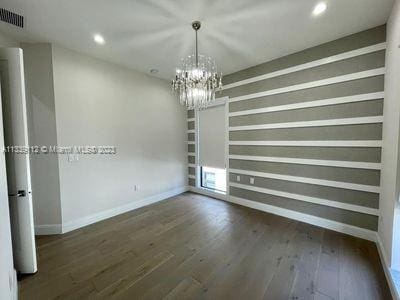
top-left (198, 104), bottom-right (225, 169)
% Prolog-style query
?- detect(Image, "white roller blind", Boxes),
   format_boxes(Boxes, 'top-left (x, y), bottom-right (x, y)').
top-left (198, 104), bottom-right (226, 169)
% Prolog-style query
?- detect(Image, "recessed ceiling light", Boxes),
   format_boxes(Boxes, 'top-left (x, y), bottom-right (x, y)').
top-left (150, 69), bottom-right (159, 74)
top-left (313, 2), bottom-right (327, 16)
top-left (93, 34), bottom-right (105, 45)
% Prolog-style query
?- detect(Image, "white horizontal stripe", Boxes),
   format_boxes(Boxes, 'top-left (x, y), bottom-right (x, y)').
top-left (228, 196), bottom-right (377, 241)
top-left (188, 152), bottom-right (195, 156)
top-left (187, 118), bottom-right (195, 122)
top-left (229, 155), bottom-right (381, 170)
top-left (188, 175), bottom-right (196, 179)
top-left (188, 164), bottom-right (196, 168)
top-left (229, 140), bottom-right (382, 147)
top-left (229, 92), bottom-right (384, 117)
top-left (229, 168), bottom-right (380, 193)
top-left (229, 182), bottom-right (379, 216)
top-left (187, 130), bottom-right (195, 133)
top-left (223, 43), bottom-right (386, 91)
top-left (187, 141), bottom-right (195, 145)
top-left (229, 68), bottom-right (385, 103)
top-left (229, 116), bottom-right (382, 131)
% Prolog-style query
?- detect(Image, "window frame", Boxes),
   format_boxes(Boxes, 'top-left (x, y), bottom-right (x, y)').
top-left (200, 166), bottom-right (226, 193)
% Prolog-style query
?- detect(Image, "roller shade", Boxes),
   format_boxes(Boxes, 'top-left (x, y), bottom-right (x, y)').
top-left (198, 104), bottom-right (225, 169)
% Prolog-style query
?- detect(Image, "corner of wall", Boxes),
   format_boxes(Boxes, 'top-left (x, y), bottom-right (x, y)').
top-left (378, 0), bottom-right (400, 271)
top-left (376, 233), bottom-right (400, 300)
top-left (48, 43), bottom-right (65, 227)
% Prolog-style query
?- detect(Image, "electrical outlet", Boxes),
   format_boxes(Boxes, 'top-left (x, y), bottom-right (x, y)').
top-left (236, 175), bottom-right (240, 182)
top-left (250, 177), bottom-right (255, 185)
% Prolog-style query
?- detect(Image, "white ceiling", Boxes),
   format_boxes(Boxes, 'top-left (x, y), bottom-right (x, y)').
top-left (0, 0), bottom-right (394, 80)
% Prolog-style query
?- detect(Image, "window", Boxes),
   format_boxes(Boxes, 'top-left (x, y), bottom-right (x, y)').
top-left (201, 166), bottom-right (226, 193)
top-left (197, 101), bottom-right (226, 194)
top-left (198, 105), bottom-right (225, 171)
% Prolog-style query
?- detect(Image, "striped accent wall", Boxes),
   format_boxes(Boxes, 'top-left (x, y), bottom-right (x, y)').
top-left (187, 110), bottom-right (196, 187)
top-left (220, 25), bottom-right (386, 238)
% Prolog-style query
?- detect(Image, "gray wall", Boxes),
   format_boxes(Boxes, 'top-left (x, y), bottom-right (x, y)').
top-left (189, 26), bottom-right (386, 234)
top-left (187, 110), bottom-right (196, 187)
top-left (223, 26), bottom-right (385, 232)
top-left (222, 26), bottom-right (385, 232)
top-left (51, 45), bottom-right (187, 224)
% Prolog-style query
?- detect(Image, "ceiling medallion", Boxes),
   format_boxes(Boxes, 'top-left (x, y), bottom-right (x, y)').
top-left (172, 21), bottom-right (222, 110)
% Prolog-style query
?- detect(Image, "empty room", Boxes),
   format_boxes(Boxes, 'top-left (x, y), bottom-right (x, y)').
top-left (1, 0), bottom-right (400, 299)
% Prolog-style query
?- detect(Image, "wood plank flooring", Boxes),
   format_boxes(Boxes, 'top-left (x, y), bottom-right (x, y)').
top-left (19, 192), bottom-right (392, 299)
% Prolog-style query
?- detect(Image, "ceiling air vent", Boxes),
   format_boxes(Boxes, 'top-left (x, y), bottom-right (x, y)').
top-left (0, 8), bottom-right (24, 28)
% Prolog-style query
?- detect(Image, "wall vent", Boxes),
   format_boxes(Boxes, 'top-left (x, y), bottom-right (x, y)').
top-left (0, 8), bottom-right (24, 28)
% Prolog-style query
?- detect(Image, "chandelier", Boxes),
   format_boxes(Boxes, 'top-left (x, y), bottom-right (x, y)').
top-left (172, 21), bottom-right (222, 110)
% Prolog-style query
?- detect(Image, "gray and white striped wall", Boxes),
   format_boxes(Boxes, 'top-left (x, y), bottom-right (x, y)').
top-left (187, 109), bottom-right (196, 187)
top-left (187, 25), bottom-right (386, 241)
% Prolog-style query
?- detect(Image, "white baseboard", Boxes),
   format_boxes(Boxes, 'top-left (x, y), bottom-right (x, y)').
top-left (33, 187), bottom-right (397, 297)
top-left (185, 190), bottom-right (376, 241)
top-left (62, 186), bottom-right (188, 233)
top-left (227, 195), bottom-right (377, 241)
top-left (35, 224), bottom-right (63, 235)
top-left (11, 269), bottom-right (17, 300)
top-left (376, 234), bottom-right (400, 300)
top-left (35, 186), bottom-right (188, 235)
top-left (188, 186), bottom-right (227, 201)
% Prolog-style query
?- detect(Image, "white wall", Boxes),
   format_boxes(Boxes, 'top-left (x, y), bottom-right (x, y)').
top-left (22, 43), bottom-right (62, 229)
top-left (51, 45), bottom-right (187, 224)
top-left (0, 30), bottom-right (18, 300)
top-left (1, 33), bottom-right (188, 232)
top-left (0, 31), bottom-right (18, 47)
top-left (378, 0), bottom-right (400, 270)
top-left (0, 91), bottom-right (17, 300)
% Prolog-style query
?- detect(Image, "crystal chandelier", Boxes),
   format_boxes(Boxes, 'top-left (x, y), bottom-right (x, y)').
top-left (172, 21), bottom-right (222, 110)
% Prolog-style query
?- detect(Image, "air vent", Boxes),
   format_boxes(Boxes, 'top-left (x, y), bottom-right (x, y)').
top-left (0, 8), bottom-right (24, 28)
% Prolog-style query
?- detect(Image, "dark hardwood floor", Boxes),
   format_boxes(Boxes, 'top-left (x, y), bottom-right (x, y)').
top-left (19, 192), bottom-right (391, 299)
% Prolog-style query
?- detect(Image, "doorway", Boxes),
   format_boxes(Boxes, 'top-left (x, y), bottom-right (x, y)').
top-left (0, 47), bottom-right (37, 275)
